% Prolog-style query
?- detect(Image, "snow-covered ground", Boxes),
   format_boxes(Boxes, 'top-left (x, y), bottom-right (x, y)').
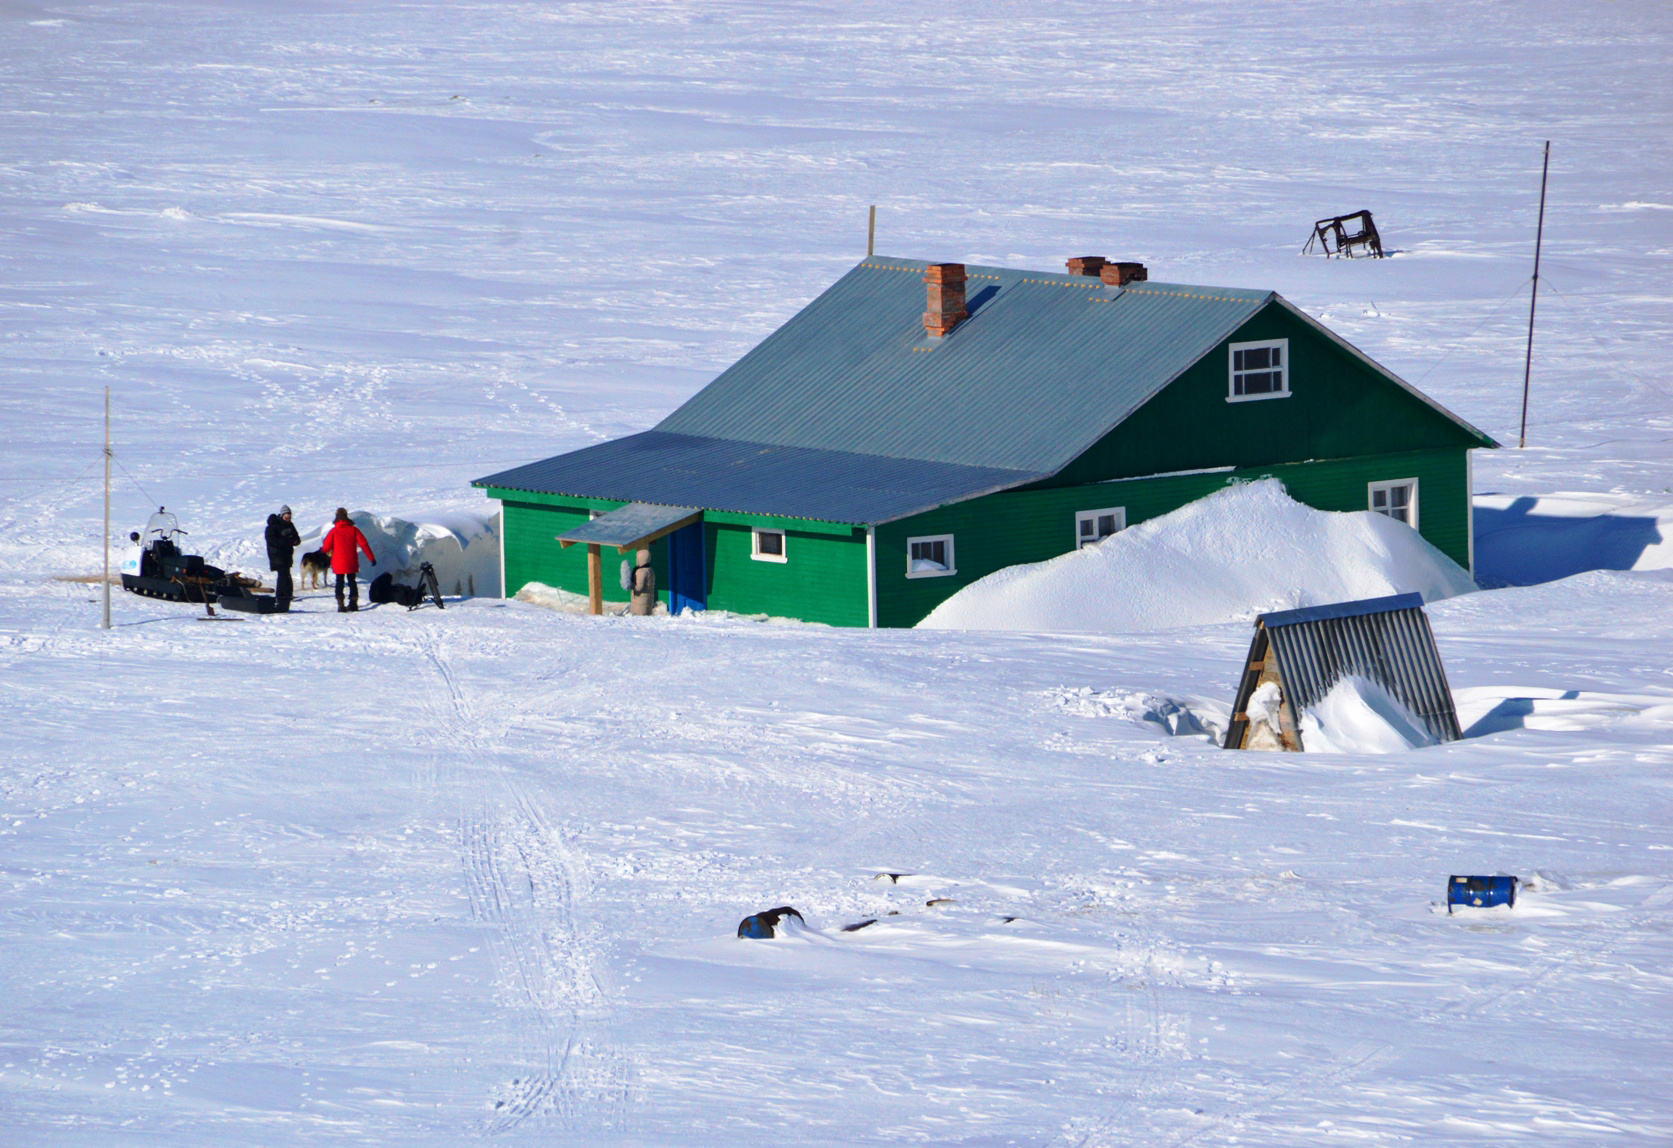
top-left (3, 1), bottom-right (1672, 1144)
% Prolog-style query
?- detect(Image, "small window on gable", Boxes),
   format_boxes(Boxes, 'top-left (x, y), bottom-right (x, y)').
top-left (1075, 506), bottom-right (1126, 549)
top-left (1368, 479), bottom-right (1418, 529)
top-left (1228, 338), bottom-right (1289, 401)
top-left (752, 528), bottom-right (786, 562)
top-left (906, 534), bottom-right (955, 578)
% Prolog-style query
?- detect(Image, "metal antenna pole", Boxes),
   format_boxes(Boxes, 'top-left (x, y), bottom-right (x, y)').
top-left (1518, 140), bottom-right (1550, 449)
top-left (867, 204), bottom-right (876, 257)
top-left (101, 385), bottom-right (112, 629)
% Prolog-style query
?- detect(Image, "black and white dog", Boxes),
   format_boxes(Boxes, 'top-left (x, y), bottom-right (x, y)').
top-left (298, 549), bottom-right (331, 591)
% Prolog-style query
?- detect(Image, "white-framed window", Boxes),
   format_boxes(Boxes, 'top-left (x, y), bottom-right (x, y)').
top-left (1228, 338), bottom-right (1289, 401)
top-left (906, 534), bottom-right (955, 578)
top-left (751, 528), bottom-right (787, 563)
top-left (1075, 506), bottom-right (1126, 549)
top-left (1368, 479), bottom-right (1418, 528)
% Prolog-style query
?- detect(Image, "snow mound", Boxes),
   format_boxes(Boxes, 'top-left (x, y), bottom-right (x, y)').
top-left (1296, 675), bottom-right (1440, 754)
top-left (919, 480), bottom-right (1476, 633)
top-left (515, 581), bottom-right (668, 616)
top-left (302, 509), bottom-right (501, 598)
top-left (1051, 687), bottom-right (1228, 744)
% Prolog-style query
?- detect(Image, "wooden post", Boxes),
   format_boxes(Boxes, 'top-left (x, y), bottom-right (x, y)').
top-left (1519, 140), bottom-right (1550, 450)
top-left (586, 543), bottom-right (602, 615)
top-left (101, 386), bottom-right (111, 630)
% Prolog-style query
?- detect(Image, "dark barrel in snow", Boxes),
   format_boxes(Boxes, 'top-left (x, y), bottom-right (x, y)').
top-left (737, 906), bottom-right (804, 939)
top-left (1447, 875), bottom-right (1517, 913)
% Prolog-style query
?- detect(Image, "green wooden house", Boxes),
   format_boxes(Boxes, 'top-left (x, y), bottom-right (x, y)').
top-left (473, 255), bottom-right (1496, 627)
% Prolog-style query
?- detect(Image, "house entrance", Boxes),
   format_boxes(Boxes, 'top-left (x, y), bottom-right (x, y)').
top-left (667, 521), bottom-right (706, 614)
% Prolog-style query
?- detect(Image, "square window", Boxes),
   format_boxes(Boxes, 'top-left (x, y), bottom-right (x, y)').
top-left (1074, 506), bottom-right (1126, 549)
top-left (1368, 479), bottom-right (1418, 529)
top-left (906, 534), bottom-right (955, 578)
top-left (1228, 338), bottom-right (1290, 402)
top-left (751, 529), bottom-right (786, 562)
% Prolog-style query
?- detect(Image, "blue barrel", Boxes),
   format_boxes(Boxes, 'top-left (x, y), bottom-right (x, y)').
top-left (1447, 875), bottom-right (1517, 912)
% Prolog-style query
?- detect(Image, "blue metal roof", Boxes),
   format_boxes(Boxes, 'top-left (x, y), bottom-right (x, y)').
top-left (474, 430), bottom-right (1044, 525)
top-left (473, 256), bottom-right (1492, 522)
top-left (1258, 592), bottom-right (1424, 629)
top-left (656, 257), bottom-right (1272, 474)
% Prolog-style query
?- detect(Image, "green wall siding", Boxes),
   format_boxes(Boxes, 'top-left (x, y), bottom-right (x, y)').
top-left (1046, 303), bottom-right (1485, 487)
top-left (703, 522), bottom-right (870, 626)
top-left (875, 447), bottom-right (1472, 628)
top-left (497, 495), bottom-right (869, 626)
top-left (502, 498), bottom-right (635, 607)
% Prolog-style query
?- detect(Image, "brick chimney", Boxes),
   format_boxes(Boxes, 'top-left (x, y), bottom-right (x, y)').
top-left (922, 263), bottom-right (968, 338)
top-left (1099, 261), bottom-right (1148, 286)
top-left (1065, 256), bottom-right (1107, 277)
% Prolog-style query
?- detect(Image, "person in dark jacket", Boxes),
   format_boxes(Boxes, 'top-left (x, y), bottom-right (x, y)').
top-left (264, 504), bottom-right (302, 612)
top-left (319, 507), bottom-right (376, 612)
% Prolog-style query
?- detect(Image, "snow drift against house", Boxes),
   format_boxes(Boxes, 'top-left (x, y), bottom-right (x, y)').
top-left (298, 509), bottom-right (501, 598)
top-left (919, 479), bottom-right (1476, 633)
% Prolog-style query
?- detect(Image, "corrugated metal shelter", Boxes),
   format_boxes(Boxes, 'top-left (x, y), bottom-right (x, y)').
top-left (474, 255), bottom-right (1497, 626)
top-left (1224, 593), bottom-right (1463, 751)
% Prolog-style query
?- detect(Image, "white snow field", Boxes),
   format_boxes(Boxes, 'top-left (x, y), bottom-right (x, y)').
top-left (3, 1), bottom-right (1673, 1144)
top-left (919, 480), bottom-right (1479, 633)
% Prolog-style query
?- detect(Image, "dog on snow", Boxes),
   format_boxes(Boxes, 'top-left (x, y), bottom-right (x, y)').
top-left (298, 548), bottom-right (331, 590)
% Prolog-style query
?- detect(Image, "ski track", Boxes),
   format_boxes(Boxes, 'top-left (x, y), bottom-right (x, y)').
top-left (415, 620), bottom-right (632, 1136)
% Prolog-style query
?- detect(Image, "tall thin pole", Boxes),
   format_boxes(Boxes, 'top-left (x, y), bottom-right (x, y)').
top-left (1518, 140), bottom-right (1550, 449)
top-left (101, 385), bottom-right (112, 629)
top-left (866, 204), bottom-right (876, 257)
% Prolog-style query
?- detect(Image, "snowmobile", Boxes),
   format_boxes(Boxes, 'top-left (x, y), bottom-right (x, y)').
top-left (119, 508), bottom-right (275, 614)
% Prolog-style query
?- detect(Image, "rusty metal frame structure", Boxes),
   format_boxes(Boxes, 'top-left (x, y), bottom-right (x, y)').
top-left (1303, 210), bottom-right (1385, 259)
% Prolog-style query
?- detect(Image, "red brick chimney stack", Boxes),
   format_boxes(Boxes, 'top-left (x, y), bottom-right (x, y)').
top-left (922, 263), bottom-right (968, 338)
top-left (1099, 261), bottom-right (1148, 286)
top-left (1065, 256), bottom-right (1107, 277)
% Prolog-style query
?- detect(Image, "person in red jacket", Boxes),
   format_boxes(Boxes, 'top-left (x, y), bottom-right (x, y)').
top-left (319, 507), bottom-right (376, 612)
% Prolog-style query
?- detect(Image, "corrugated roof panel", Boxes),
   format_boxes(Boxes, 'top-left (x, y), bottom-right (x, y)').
top-left (657, 258), bottom-right (1270, 474)
top-left (1259, 592), bottom-right (1424, 628)
top-left (1263, 600), bottom-right (1463, 745)
top-left (472, 431), bottom-right (1044, 525)
top-left (557, 502), bottom-right (700, 548)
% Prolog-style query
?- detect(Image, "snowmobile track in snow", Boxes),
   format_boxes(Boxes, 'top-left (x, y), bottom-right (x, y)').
top-left (413, 626), bottom-right (630, 1133)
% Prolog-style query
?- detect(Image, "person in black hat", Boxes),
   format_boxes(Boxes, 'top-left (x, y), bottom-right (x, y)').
top-left (265, 504), bottom-right (301, 612)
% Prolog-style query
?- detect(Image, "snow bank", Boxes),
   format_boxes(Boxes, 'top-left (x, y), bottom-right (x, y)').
top-left (919, 480), bottom-right (1476, 633)
top-left (302, 509), bottom-right (500, 598)
top-left (515, 580), bottom-right (668, 616)
top-left (1296, 675), bottom-right (1440, 754)
top-left (514, 581), bottom-right (815, 624)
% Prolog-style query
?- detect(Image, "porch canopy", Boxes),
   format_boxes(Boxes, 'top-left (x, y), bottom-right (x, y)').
top-left (557, 502), bottom-right (702, 615)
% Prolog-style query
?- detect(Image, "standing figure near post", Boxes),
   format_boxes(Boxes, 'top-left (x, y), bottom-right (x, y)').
top-left (265, 504), bottom-right (301, 612)
top-left (629, 548), bottom-right (656, 616)
top-left (320, 507), bottom-right (376, 613)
